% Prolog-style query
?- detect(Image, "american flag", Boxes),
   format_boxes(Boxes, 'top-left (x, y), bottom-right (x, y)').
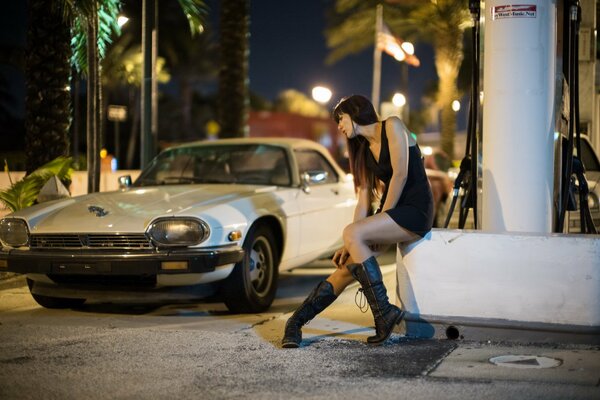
top-left (376, 23), bottom-right (420, 67)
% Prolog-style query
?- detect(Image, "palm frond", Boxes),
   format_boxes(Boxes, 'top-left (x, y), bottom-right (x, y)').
top-left (0, 157), bottom-right (73, 212)
top-left (177, 0), bottom-right (209, 36)
top-left (0, 178), bottom-right (42, 212)
top-left (70, 0), bottom-right (122, 75)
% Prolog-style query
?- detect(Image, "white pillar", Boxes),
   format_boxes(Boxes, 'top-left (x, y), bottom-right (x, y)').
top-left (482, 1), bottom-right (557, 233)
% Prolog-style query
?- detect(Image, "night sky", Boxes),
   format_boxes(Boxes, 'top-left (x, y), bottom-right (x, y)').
top-left (0, 1), bottom-right (438, 125)
top-left (244, 0), bottom-right (436, 109)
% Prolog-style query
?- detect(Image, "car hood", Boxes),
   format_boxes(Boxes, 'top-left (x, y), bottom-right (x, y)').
top-left (20, 185), bottom-right (267, 233)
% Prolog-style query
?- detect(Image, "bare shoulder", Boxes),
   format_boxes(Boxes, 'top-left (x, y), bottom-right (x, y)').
top-left (384, 117), bottom-right (414, 146)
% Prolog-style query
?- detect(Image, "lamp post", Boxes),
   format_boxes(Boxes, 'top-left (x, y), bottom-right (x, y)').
top-left (400, 41), bottom-right (414, 124)
top-left (141, 0), bottom-right (158, 169)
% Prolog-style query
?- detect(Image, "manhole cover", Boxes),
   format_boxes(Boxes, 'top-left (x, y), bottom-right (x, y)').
top-left (489, 355), bottom-right (562, 369)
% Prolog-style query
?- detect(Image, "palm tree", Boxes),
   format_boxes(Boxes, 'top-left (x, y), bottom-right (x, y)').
top-left (24, 1), bottom-right (72, 174)
top-left (25, 0), bottom-right (121, 193)
top-left (396, 0), bottom-right (471, 160)
top-left (26, 0), bottom-right (205, 190)
top-left (326, 0), bottom-right (471, 159)
top-left (217, 0), bottom-right (250, 138)
top-left (101, 0), bottom-right (209, 165)
top-left (70, 0), bottom-right (122, 192)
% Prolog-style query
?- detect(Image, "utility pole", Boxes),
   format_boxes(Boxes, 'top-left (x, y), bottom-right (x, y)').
top-left (141, 0), bottom-right (158, 168)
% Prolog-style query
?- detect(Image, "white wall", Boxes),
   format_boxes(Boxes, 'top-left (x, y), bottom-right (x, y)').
top-left (0, 170), bottom-right (141, 217)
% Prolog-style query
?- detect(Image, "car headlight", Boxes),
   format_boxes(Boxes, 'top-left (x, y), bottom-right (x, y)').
top-left (0, 218), bottom-right (30, 247)
top-left (147, 218), bottom-right (210, 247)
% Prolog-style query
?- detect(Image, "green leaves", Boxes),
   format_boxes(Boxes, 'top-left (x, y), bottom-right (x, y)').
top-left (70, 0), bottom-right (123, 75)
top-left (0, 157), bottom-right (73, 212)
top-left (177, 0), bottom-right (209, 36)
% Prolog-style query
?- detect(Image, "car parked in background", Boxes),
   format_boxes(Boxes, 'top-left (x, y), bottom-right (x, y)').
top-left (424, 153), bottom-right (453, 227)
top-left (0, 138), bottom-right (357, 312)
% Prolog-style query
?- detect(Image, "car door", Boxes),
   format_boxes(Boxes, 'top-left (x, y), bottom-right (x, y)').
top-left (294, 148), bottom-right (350, 258)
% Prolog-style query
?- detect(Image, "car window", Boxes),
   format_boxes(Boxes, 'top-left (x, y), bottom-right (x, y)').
top-left (580, 139), bottom-right (600, 172)
top-left (135, 144), bottom-right (291, 186)
top-left (294, 149), bottom-right (338, 184)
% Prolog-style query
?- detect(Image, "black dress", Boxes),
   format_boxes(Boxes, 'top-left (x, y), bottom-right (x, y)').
top-left (366, 121), bottom-right (434, 238)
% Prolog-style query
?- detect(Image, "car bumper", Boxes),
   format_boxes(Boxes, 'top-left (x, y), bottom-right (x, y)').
top-left (0, 246), bottom-right (244, 276)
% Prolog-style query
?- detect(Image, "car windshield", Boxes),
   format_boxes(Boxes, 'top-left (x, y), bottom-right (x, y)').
top-left (134, 144), bottom-right (292, 186)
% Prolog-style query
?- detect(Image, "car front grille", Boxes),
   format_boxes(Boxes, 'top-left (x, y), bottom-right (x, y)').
top-left (30, 234), bottom-right (152, 249)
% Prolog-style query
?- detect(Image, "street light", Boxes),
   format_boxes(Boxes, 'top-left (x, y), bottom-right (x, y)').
top-left (401, 41), bottom-right (414, 55)
top-left (392, 92), bottom-right (406, 107)
top-left (452, 100), bottom-right (461, 112)
top-left (312, 86), bottom-right (332, 104)
top-left (117, 15), bottom-right (129, 28)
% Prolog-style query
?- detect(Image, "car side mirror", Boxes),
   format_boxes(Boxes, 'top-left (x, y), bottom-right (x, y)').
top-left (118, 175), bottom-right (132, 189)
top-left (301, 170), bottom-right (328, 193)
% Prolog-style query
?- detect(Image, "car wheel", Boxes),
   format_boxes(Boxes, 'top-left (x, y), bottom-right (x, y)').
top-left (221, 224), bottom-right (279, 313)
top-left (26, 278), bottom-right (86, 309)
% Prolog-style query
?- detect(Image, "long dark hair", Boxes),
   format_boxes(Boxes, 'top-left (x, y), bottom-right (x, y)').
top-left (333, 95), bottom-right (380, 204)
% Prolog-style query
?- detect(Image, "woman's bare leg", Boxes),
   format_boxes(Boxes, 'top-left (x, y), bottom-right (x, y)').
top-left (343, 212), bottom-right (418, 263)
top-left (326, 265), bottom-right (355, 296)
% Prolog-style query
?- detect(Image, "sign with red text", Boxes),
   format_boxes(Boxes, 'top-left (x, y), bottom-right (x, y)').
top-left (492, 4), bottom-right (537, 20)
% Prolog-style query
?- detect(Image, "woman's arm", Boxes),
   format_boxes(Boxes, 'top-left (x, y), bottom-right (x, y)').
top-left (380, 117), bottom-right (409, 212)
top-left (353, 186), bottom-right (370, 222)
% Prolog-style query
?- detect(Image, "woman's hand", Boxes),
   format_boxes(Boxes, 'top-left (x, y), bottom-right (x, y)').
top-left (332, 247), bottom-right (350, 269)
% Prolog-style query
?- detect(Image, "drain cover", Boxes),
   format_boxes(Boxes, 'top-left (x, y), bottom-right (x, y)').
top-left (489, 355), bottom-right (562, 369)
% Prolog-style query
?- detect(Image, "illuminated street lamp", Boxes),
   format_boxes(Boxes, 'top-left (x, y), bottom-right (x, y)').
top-left (401, 41), bottom-right (414, 56)
top-left (452, 100), bottom-right (461, 112)
top-left (392, 92), bottom-right (407, 108)
top-left (117, 15), bottom-right (129, 27)
top-left (312, 86), bottom-right (332, 104)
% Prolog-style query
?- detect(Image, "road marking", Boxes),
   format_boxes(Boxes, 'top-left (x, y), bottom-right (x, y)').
top-left (489, 355), bottom-right (562, 369)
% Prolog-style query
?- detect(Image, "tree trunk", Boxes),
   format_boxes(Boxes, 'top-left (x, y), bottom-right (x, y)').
top-left (25, 0), bottom-right (71, 174)
top-left (217, 0), bottom-right (249, 138)
top-left (434, 40), bottom-right (463, 160)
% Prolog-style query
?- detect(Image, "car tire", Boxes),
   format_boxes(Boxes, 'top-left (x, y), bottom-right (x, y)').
top-left (221, 224), bottom-right (279, 313)
top-left (26, 278), bottom-right (86, 309)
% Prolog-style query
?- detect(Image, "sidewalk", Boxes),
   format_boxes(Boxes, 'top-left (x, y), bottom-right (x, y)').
top-left (269, 261), bottom-right (600, 389)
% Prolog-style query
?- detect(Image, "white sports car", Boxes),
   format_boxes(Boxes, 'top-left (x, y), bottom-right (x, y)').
top-left (0, 138), bottom-right (356, 312)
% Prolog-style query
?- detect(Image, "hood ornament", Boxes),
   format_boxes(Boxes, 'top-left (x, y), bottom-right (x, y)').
top-left (88, 205), bottom-right (109, 217)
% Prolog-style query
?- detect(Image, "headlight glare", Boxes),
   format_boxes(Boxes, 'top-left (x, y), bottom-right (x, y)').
top-left (148, 218), bottom-right (209, 247)
top-left (0, 218), bottom-right (30, 247)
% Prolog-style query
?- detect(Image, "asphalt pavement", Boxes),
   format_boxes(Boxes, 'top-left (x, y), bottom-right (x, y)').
top-left (0, 259), bottom-right (598, 399)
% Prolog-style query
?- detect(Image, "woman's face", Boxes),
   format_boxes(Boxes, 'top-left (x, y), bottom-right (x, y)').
top-left (337, 113), bottom-right (357, 139)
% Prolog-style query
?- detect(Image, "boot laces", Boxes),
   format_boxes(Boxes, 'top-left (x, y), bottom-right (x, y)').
top-left (354, 288), bottom-right (369, 313)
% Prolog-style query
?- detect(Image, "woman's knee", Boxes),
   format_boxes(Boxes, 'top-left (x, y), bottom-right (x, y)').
top-left (342, 223), bottom-right (362, 247)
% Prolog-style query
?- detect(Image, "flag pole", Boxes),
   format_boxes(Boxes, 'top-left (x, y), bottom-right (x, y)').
top-left (372, 4), bottom-right (383, 113)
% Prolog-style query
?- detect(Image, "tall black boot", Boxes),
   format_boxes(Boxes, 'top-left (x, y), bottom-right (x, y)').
top-left (281, 280), bottom-right (337, 348)
top-left (348, 256), bottom-right (405, 345)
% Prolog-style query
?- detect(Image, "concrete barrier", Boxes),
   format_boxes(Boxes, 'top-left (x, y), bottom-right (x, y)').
top-left (0, 170), bottom-right (141, 217)
top-left (397, 228), bottom-right (600, 344)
